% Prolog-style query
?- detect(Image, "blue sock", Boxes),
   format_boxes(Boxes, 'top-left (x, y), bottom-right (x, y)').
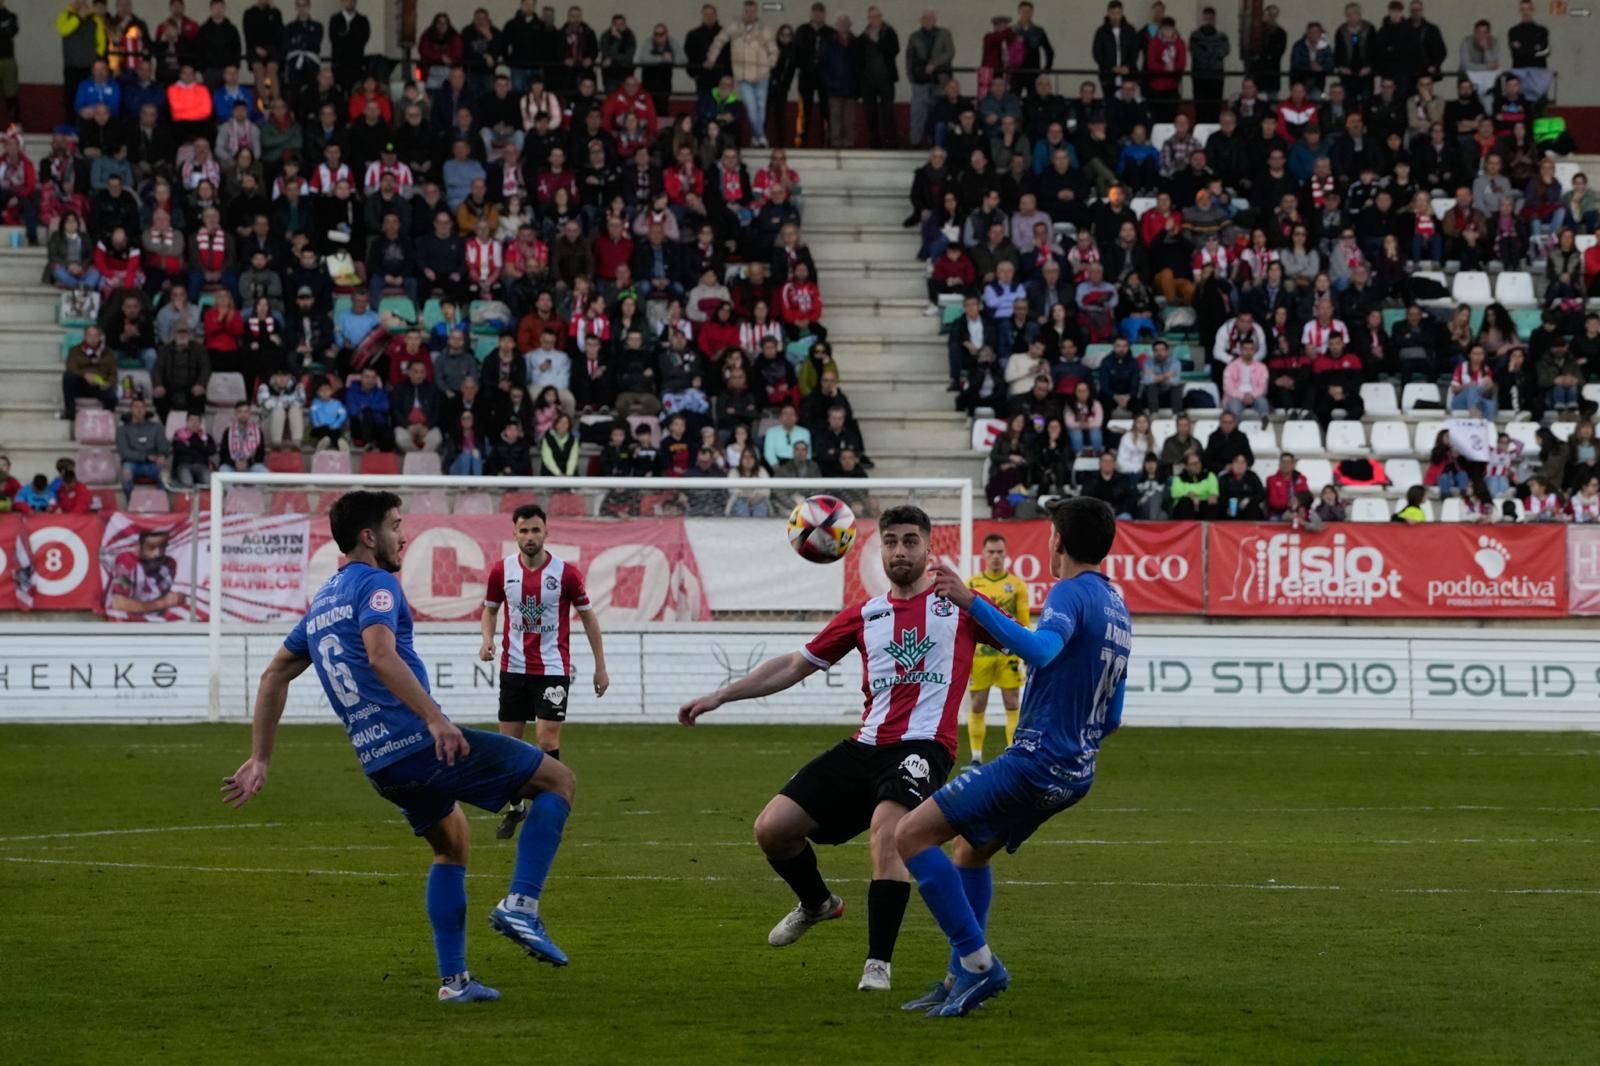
top-left (510, 791), bottom-right (571, 900)
top-left (948, 864), bottom-right (994, 974)
top-left (905, 847), bottom-right (985, 958)
top-left (425, 863), bottom-right (468, 979)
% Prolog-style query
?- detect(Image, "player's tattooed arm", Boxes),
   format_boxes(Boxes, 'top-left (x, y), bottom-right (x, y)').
top-left (222, 645), bottom-right (311, 808)
top-left (678, 652), bottom-right (819, 726)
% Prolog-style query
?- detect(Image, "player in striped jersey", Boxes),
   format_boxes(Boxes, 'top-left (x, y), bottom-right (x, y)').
top-left (480, 504), bottom-right (610, 839)
top-left (677, 506), bottom-right (1002, 993)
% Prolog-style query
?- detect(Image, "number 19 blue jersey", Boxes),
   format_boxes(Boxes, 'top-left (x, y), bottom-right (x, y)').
top-left (283, 562), bottom-right (436, 773)
top-left (1011, 571), bottom-right (1132, 786)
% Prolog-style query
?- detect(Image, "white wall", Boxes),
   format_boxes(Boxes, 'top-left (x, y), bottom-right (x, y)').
top-left (17, 1), bottom-right (1598, 105)
top-left (5, 621), bottom-right (1600, 729)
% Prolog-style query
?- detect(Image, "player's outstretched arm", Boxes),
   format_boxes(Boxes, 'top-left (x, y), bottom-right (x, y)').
top-left (677, 651), bottom-right (819, 726)
top-left (222, 645), bottom-right (311, 808)
top-left (931, 565), bottom-right (1065, 669)
top-left (579, 608), bottom-right (609, 697)
top-left (362, 623), bottom-right (471, 766)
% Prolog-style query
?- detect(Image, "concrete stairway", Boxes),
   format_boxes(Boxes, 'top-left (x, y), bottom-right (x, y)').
top-left (790, 149), bottom-right (983, 488)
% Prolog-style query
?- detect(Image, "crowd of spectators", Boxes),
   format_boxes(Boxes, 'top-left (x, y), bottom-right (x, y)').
top-left (1, 0), bottom-right (901, 514)
top-left (900, 0), bottom-right (1598, 522)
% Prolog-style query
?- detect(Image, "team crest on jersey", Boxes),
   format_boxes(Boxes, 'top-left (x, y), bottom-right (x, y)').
top-left (545, 575), bottom-right (560, 592)
top-left (369, 589), bottom-right (393, 612)
top-left (930, 597), bottom-right (954, 618)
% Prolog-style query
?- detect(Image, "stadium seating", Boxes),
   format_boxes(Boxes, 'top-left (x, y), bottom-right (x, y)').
top-left (73, 410), bottom-right (117, 446)
top-left (1386, 458), bottom-right (1424, 493)
top-left (1439, 497), bottom-right (1466, 522)
top-left (1401, 383), bottom-right (1441, 412)
top-left (1350, 497), bottom-right (1391, 522)
top-left (1324, 421), bottom-right (1368, 457)
top-left (1242, 420), bottom-right (1279, 458)
top-left (407, 491), bottom-right (450, 514)
top-left (1396, 498), bottom-right (1437, 521)
top-left (401, 452), bottom-right (442, 476)
top-left (206, 373), bottom-right (248, 407)
top-left (266, 451), bottom-right (305, 474)
top-left (1297, 458), bottom-right (1334, 490)
top-left (224, 487), bottom-right (268, 513)
top-left (454, 492), bottom-right (496, 514)
top-left (1413, 421), bottom-right (1446, 456)
top-left (76, 448), bottom-right (119, 486)
top-left (311, 451), bottom-right (353, 475)
top-left (1506, 420), bottom-right (1542, 456)
top-left (1360, 383), bottom-right (1400, 417)
top-left (1494, 272), bottom-right (1537, 309)
top-left (127, 486), bottom-right (169, 513)
top-left (1279, 420), bottom-right (1323, 458)
top-left (548, 493), bottom-right (588, 517)
top-left (360, 452), bottom-right (400, 476)
top-left (1451, 272), bottom-right (1493, 305)
top-left (1412, 270), bottom-right (1451, 308)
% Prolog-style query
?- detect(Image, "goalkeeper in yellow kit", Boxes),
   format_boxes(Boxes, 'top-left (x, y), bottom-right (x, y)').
top-left (963, 533), bottom-right (1030, 766)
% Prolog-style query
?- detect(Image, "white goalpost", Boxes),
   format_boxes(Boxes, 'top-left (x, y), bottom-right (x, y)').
top-left (206, 472), bottom-right (975, 722)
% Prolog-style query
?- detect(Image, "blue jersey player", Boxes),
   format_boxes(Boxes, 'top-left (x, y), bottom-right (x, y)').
top-left (221, 491), bottom-right (579, 1003)
top-left (895, 497), bottom-right (1131, 1017)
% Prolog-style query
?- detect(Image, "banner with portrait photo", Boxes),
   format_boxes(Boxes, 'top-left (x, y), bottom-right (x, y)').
top-left (100, 512), bottom-right (311, 623)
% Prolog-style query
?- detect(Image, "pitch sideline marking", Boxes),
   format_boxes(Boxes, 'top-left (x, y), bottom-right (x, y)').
top-left (0, 822), bottom-right (286, 843)
top-left (5, 855), bottom-right (1599, 897)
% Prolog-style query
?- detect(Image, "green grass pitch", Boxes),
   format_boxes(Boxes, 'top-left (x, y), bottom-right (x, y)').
top-left (3, 723), bottom-right (1599, 1065)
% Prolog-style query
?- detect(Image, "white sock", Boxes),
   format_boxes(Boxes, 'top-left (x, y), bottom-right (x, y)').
top-left (504, 893), bottom-right (539, 915)
top-left (442, 971), bottom-right (471, 990)
top-left (959, 945), bottom-right (994, 973)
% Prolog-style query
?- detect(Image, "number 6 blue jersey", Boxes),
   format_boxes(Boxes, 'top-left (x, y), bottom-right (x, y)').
top-left (283, 562), bottom-right (437, 773)
top-left (1011, 571), bottom-right (1132, 785)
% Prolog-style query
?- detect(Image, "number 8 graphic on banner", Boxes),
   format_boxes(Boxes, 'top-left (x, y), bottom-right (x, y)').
top-left (317, 633), bottom-right (362, 708)
top-left (28, 526), bottom-right (91, 597)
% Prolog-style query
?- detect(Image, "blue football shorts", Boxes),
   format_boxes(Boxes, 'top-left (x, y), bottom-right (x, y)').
top-left (367, 727), bottom-right (544, 835)
top-left (932, 752), bottom-right (1092, 854)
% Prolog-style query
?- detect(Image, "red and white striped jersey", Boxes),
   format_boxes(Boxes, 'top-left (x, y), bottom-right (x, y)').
top-left (311, 162), bottom-right (352, 193)
top-left (363, 160), bottom-right (414, 195)
top-left (465, 237), bottom-right (503, 284)
top-left (485, 552), bottom-right (592, 677)
top-left (801, 587), bottom-right (997, 757)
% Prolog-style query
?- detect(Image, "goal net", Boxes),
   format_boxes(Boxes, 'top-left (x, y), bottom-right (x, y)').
top-left (204, 473), bottom-right (974, 720)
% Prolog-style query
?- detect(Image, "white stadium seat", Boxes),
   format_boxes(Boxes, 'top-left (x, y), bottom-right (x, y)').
top-left (1583, 384), bottom-right (1600, 407)
top-left (1325, 420), bottom-right (1368, 456)
top-left (1386, 458), bottom-right (1423, 493)
top-left (1297, 458), bottom-right (1334, 490)
top-left (1183, 382), bottom-right (1220, 408)
top-left (1360, 382), bottom-right (1400, 417)
top-left (1578, 235), bottom-right (1598, 254)
top-left (1280, 420), bottom-right (1324, 457)
top-left (1506, 420), bottom-right (1542, 457)
top-left (1251, 457), bottom-right (1278, 484)
top-left (1242, 420), bottom-right (1280, 458)
top-left (971, 418), bottom-right (1006, 452)
top-left (1193, 418), bottom-right (1220, 443)
top-left (1192, 123), bottom-right (1219, 143)
top-left (1494, 271), bottom-right (1537, 309)
top-left (1350, 497), bottom-right (1392, 522)
top-left (1555, 161), bottom-right (1580, 189)
top-left (1401, 382), bottom-right (1442, 412)
top-left (1106, 417), bottom-right (1134, 436)
top-left (1150, 123), bottom-right (1176, 151)
top-left (1371, 420), bottom-right (1414, 458)
top-left (1439, 497), bottom-right (1466, 522)
top-left (1452, 271), bottom-right (1493, 305)
top-left (1413, 420), bottom-right (1446, 457)
top-left (1151, 417), bottom-right (1176, 454)
top-left (1430, 197), bottom-right (1454, 222)
top-left (1131, 197), bottom-right (1157, 219)
top-left (1552, 421), bottom-right (1577, 442)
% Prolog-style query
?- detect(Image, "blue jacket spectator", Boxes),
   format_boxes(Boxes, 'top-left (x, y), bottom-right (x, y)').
top-left (335, 298), bottom-right (381, 348)
top-left (74, 73), bottom-right (120, 117)
top-left (213, 83), bottom-right (258, 125)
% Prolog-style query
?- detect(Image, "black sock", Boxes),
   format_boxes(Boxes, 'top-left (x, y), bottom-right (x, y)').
top-left (866, 879), bottom-right (912, 963)
top-left (766, 843), bottom-right (831, 910)
top-left (546, 748), bottom-right (560, 761)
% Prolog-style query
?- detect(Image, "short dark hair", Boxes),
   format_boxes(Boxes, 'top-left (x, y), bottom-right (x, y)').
top-left (1050, 496), bottom-right (1117, 565)
top-left (329, 490), bottom-right (402, 553)
top-left (983, 533), bottom-right (1007, 546)
top-left (878, 505), bottom-right (932, 534)
top-left (512, 503), bottom-right (547, 525)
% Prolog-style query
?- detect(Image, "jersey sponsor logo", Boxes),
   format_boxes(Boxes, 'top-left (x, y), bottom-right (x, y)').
top-left (514, 597), bottom-right (549, 628)
top-left (899, 753), bottom-right (931, 782)
top-left (369, 588), bottom-right (394, 612)
top-left (885, 626), bottom-right (937, 671)
top-left (873, 626), bottom-right (948, 693)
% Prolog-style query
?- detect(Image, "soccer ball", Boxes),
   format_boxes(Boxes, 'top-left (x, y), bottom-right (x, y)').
top-left (787, 495), bottom-right (858, 564)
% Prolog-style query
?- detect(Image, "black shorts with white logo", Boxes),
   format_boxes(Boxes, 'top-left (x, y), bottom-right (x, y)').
top-left (498, 673), bottom-right (572, 723)
top-left (779, 738), bottom-right (954, 846)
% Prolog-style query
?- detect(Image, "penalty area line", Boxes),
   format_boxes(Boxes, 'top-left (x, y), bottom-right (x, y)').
top-left (0, 822), bottom-right (287, 843)
top-left (5, 856), bottom-right (1599, 896)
